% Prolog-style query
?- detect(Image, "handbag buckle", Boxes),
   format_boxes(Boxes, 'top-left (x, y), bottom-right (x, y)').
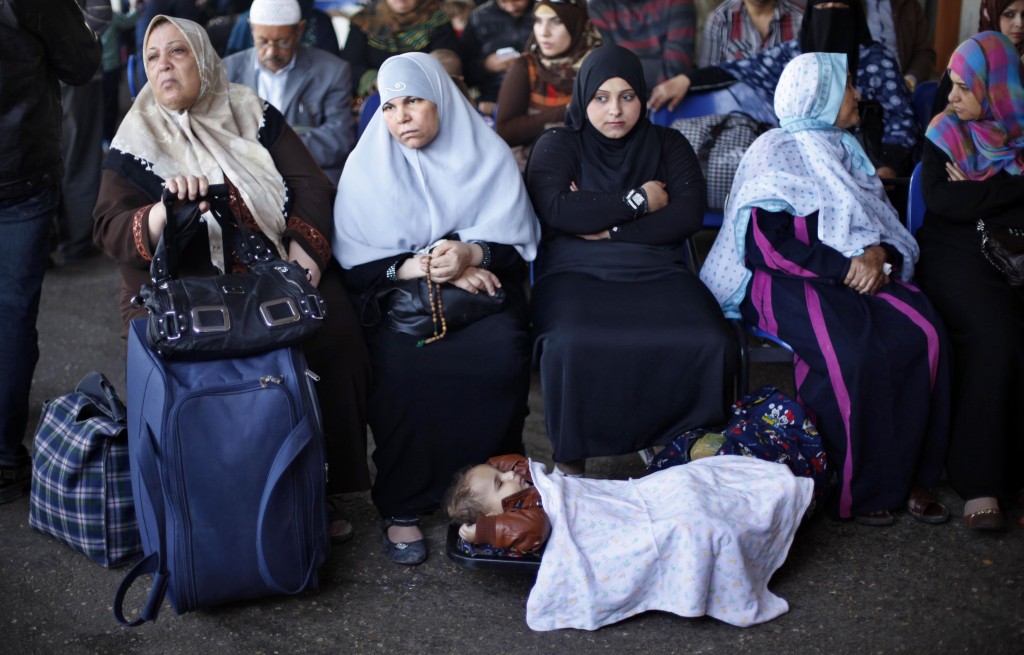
top-left (162, 310), bottom-right (185, 341)
top-left (190, 306), bottom-right (232, 333)
top-left (305, 294), bottom-right (327, 319)
top-left (259, 298), bottom-right (301, 327)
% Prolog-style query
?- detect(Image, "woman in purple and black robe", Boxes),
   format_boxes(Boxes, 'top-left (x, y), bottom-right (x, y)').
top-left (700, 52), bottom-right (951, 526)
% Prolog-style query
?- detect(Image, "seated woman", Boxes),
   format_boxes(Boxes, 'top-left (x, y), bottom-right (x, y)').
top-left (525, 44), bottom-right (738, 476)
top-left (930, 1), bottom-right (1024, 118)
top-left (915, 32), bottom-right (1024, 531)
top-left (700, 51), bottom-right (951, 525)
top-left (93, 16), bottom-right (372, 543)
top-left (333, 52), bottom-right (540, 565)
top-left (342, 0), bottom-right (460, 100)
top-left (495, 0), bottom-right (601, 161)
top-left (649, 0), bottom-right (918, 179)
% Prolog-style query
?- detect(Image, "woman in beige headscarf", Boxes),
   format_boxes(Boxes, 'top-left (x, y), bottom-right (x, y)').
top-left (93, 15), bottom-right (370, 543)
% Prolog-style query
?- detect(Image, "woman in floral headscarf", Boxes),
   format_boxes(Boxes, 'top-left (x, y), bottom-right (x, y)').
top-left (701, 51), bottom-right (951, 527)
top-left (342, 0), bottom-right (461, 98)
top-left (915, 31), bottom-right (1024, 531)
top-left (495, 0), bottom-right (601, 153)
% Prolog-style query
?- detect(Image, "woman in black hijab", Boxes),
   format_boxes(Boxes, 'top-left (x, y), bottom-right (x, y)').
top-left (525, 44), bottom-right (738, 476)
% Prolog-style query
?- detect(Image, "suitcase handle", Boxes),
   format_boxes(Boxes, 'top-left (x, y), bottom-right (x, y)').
top-left (256, 413), bottom-right (327, 594)
top-left (113, 425), bottom-right (170, 626)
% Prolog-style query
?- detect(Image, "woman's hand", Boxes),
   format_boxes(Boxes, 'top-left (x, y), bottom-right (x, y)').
top-left (649, 75), bottom-right (691, 112)
top-left (450, 266), bottom-right (501, 295)
top-left (844, 245), bottom-right (890, 295)
top-left (458, 523), bottom-right (478, 542)
top-left (147, 174), bottom-right (210, 248)
top-left (642, 180), bottom-right (669, 213)
top-left (425, 240), bottom-right (483, 283)
top-left (396, 254), bottom-right (429, 280)
top-left (288, 241), bottom-right (321, 288)
top-left (577, 230), bottom-right (610, 240)
top-left (946, 161), bottom-right (969, 182)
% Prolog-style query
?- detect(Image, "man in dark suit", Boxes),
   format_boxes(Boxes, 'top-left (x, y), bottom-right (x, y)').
top-left (223, 0), bottom-right (355, 184)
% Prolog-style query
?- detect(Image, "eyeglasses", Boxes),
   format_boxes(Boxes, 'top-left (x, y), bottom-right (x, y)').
top-left (254, 37), bottom-right (297, 51)
top-left (543, 0), bottom-right (580, 6)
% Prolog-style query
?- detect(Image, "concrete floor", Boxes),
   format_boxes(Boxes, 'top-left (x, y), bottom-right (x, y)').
top-left (0, 253), bottom-right (1022, 654)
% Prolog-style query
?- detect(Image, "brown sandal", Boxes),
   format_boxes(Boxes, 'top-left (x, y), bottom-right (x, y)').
top-left (906, 486), bottom-right (950, 525)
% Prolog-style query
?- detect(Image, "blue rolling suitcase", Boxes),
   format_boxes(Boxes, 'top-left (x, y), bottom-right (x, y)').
top-left (114, 319), bottom-right (329, 626)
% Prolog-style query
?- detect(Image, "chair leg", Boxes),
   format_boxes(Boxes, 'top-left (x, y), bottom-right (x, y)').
top-left (730, 319), bottom-right (749, 400)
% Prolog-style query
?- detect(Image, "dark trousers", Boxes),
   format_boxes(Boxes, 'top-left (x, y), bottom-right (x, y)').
top-left (0, 186), bottom-right (59, 467)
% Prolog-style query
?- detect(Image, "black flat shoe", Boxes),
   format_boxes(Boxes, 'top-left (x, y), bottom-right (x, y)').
top-left (381, 519), bottom-right (427, 565)
top-left (854, 510), bottom-right (895, 527)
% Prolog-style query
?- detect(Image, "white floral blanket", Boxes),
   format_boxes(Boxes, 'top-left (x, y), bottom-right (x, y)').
top-left (526, 457), bottom-right (812, 630)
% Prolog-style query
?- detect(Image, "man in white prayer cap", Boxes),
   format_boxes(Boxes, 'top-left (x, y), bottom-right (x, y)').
top-left (224, 0), bottom-right (355, 184)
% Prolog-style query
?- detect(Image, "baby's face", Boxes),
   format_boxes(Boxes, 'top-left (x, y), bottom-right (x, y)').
top-left (467, 464), bottom-right (531, 515)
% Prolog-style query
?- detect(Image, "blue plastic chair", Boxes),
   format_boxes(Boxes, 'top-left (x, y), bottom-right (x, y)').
top-left (912, 80), bottom-right (938, 133)
top-left (906, 161), bottom-right (925, 234)
top-left (357, 93), bottom-right (380, 139)
top-left (127, 54), bottom-right (143, 99)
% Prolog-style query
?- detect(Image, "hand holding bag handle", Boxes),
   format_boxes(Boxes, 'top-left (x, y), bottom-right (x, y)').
top-left (134, 185), bottom-right (327, 359)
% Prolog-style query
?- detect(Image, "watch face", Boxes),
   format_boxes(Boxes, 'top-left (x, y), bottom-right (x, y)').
top-left (628, 191), bottom-right (644, 209)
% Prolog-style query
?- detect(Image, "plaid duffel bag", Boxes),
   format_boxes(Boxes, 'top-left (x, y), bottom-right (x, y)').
top-left (29, 372), bottom-right (141, 568)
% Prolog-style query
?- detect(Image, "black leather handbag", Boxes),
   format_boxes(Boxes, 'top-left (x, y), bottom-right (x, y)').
top-left (133, 186), bottom-right (327, 359)
top-left (384, 279), bottom-right (506, 338)
top-left (978, 219), bottom-right (1024, 286)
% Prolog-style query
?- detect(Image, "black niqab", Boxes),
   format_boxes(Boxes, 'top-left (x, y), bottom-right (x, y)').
top-left (799, 0), bottom-right (873, 84)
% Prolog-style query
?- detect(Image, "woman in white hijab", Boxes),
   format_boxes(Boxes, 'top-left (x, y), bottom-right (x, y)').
top-left (700, 52), bottom-right (951, 527)
top-left (94, 16), bottom-right (372, 544)
top-left (334, 52), bottom-right (540, 566)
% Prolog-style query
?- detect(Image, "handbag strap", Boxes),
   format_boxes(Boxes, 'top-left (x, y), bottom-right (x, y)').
top-left (150, 184), bottom-right (276, 282)
top-left (256, 412), bottom-right (326, 594)
top-left (75, 371), bottom-right (127, 424)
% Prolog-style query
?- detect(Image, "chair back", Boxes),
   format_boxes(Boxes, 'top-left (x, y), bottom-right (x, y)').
top-left (650, 87), bottom-right (744, 126)
top-left (912, 80), bottom-right (938, 133)
top-left (127, 54), bottom-right (145, 99)
top-left (358, 93), bottom-right (380, 138)
top-left (906, 161), bottom-right (925, 234)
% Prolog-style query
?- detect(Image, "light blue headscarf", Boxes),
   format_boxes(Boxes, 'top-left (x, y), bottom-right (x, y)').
top-left (700, 52), bottom-right (917, 317)
top-left (333, 53), bottom-right (540, 268)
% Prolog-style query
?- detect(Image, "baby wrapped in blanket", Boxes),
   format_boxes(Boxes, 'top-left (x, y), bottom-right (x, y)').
top-left (445, 455), bottom-right (813, 629)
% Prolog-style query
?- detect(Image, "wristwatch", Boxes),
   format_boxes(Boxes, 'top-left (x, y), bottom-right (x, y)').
top-left (624, 187), bottom-right (648, 218)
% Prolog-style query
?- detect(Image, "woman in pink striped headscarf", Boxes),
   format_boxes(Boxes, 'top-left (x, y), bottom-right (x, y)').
top-left (915, 31), bottom-right (1024, 532)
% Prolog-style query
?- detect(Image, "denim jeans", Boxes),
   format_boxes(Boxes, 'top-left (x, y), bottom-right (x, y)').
top-left (0, 186), bottom-right (59, 468)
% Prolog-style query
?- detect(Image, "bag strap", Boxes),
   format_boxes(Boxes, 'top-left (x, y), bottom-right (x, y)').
top-left (75, 371), bottom-right (127, 423)
top-left (150, 184), bottom-right (239, 282)
top-left (113, 420), bottom-right (171, 626)
top-left (256, 413), bottom-right (326, 594)
top-left (113, 553), bottom-right (168, 627)
top-left (697, 114), bottom-right (731, 163)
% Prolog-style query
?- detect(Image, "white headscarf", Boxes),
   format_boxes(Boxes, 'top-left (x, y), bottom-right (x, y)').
top-left (111, 16), bottom-right (288, 267)
top-left (700, 52), bottom-right (918, 317)
top-left (332, 52), bottom-right (540, 268)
